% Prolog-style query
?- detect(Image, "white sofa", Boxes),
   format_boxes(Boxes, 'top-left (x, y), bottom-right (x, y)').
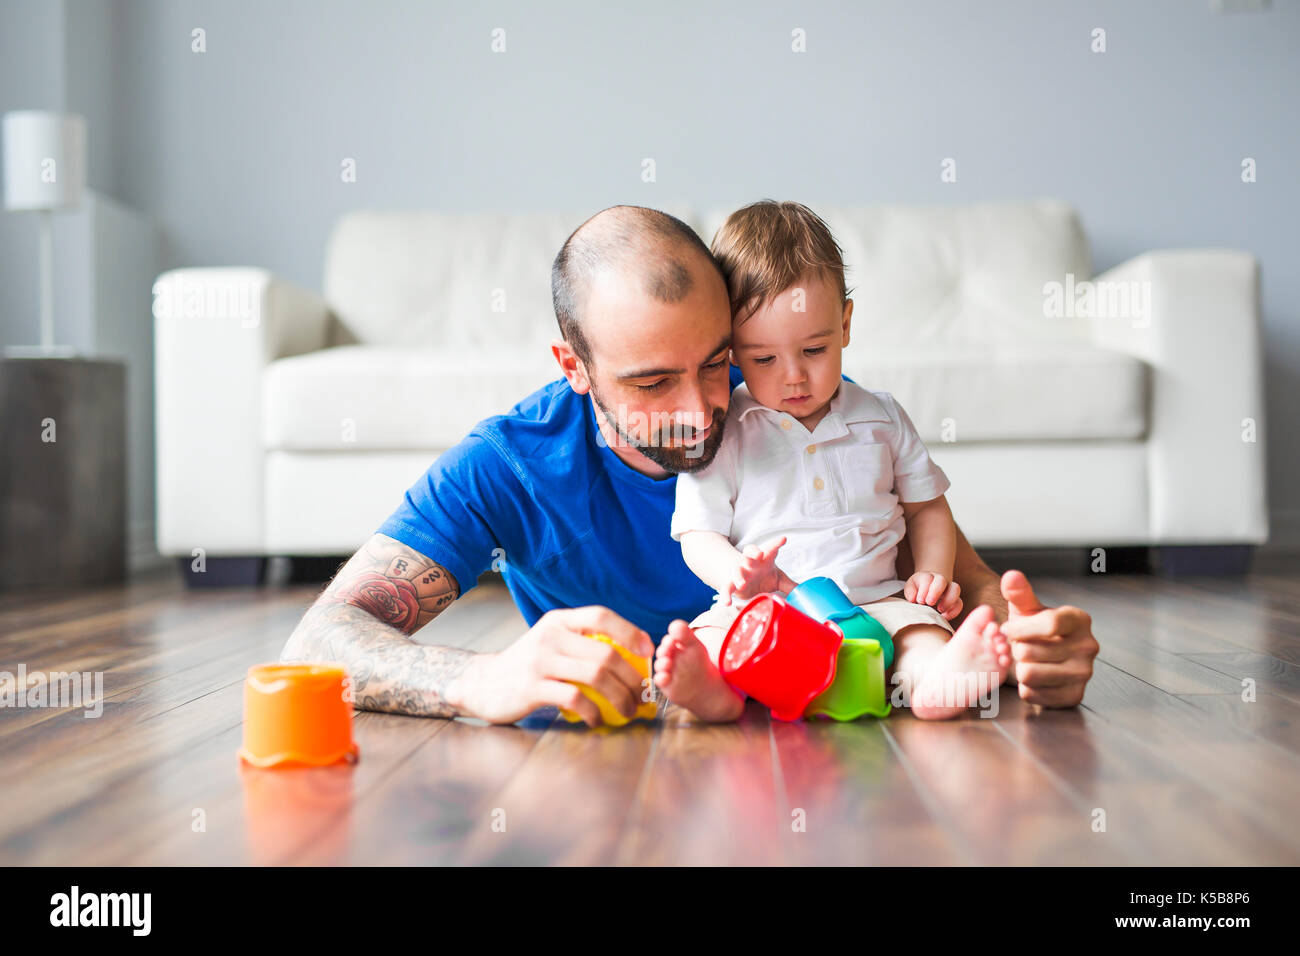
top-left (153, 200), bottom-right (1268, 566)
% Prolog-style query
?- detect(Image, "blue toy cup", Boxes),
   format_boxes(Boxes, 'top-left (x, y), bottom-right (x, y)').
top-left (787, 576), bottom-right (895, 668)
top-left (786, 576), bottom-right (856, 623)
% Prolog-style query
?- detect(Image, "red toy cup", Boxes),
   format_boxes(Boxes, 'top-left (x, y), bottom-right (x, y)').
top-left (719, 593), bottom-right (843, 722)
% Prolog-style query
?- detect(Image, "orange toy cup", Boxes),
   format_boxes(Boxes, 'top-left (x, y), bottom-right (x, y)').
top-left (238, 663), bottom-right (360, 768)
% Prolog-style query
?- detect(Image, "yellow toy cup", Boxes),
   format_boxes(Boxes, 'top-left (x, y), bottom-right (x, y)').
top-left (238, 663), bottom-right (360, 768)
top-left (559, 633), bottom-right (658, 727)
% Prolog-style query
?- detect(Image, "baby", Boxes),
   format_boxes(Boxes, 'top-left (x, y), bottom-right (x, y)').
top-left (654, 200), bottom-right (1012, 721)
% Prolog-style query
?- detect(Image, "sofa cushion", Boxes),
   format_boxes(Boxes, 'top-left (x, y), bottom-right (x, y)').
top-left (844, 343), bottom-right (1147, 443)
top-left (323, 211), bottom-right (579, 351)
top-left (322, 205), bottom-right (700, 349)
top-left (266, 341), bottom-right (1146, 452)
top-left (263, 345), bottom-right (562, 451)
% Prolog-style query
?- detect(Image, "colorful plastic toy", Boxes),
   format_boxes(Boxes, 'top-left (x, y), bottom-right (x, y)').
top-left (718, 593), bottom-right (843, 721)
top-left (785, 576), bottom-right (895, 668)
top-left (805, 624), bottom-right (892, 720)
top-left (239, 663), bottom-right (360, 768)
top-left (559, 632), bottom-right (658, 727)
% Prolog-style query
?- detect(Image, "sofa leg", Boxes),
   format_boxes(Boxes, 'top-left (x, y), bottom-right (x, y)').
top-left (178, 556), bottom-right (267, 588)
top-left (1156, 545), bottom-right (1254, 577)
top-left (1082, 546), bottom-right (1152, 575)
top-left (286, 555), bottom-right (349, 585)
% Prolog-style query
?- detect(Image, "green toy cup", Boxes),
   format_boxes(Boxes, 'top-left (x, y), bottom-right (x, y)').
top-left (837, 604), bottom-right (894, 668)
top-left (805, 612), bottom-right (892, 721)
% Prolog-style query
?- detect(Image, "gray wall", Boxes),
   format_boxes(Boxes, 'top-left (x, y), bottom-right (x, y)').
top-left (0, 0), bottom-right (64, 338)
top-left (5, 0), bottom-right (1300, 548)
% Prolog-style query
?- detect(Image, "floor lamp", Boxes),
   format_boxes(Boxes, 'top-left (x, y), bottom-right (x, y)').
top-left (2, 110), bottom-right (85, 358)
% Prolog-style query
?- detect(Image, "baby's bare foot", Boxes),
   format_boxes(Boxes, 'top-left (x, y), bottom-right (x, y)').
top-left (652, 620), bottom-right (745, 722)
top-left (910, 605), bottom-right (1012, 720)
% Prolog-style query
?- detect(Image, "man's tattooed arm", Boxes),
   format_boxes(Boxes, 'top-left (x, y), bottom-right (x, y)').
top-left (280, 533), bottom-right (476, 718)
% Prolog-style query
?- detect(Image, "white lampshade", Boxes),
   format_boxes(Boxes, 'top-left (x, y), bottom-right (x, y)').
top-left (3, 111), bottom-right (86, 211)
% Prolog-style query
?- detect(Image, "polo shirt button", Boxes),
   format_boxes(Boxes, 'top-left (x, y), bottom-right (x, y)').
top-left (781, 420), bottom-right (792, 430)
top-left (813, 477), bottom-right (825, 490)
top-left (806, 445), bottom-right (816, 455)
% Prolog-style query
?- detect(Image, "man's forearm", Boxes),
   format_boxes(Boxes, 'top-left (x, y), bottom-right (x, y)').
top-left (279, 532), bottom-right (475, 718)
top-left (951, 525), bottom-right (1007, 622)
top-left (282, 601), bottom-right (477, 717)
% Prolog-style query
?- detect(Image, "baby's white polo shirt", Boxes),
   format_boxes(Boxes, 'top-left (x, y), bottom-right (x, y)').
top-left (670, 380), bottom-right (950, 606)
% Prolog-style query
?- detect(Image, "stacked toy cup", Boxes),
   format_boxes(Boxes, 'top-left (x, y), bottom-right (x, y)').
top-left (786, 577), bottom-right (893, 720)
top-left (718, 593), bottom-right (843, 721)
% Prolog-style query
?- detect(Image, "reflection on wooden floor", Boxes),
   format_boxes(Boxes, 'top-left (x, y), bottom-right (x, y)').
top-left (1, 568), bottom-right (1298, 865)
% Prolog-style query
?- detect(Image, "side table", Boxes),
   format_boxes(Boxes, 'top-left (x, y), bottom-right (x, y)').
top-left (0, 356), bottom-right (126, 589)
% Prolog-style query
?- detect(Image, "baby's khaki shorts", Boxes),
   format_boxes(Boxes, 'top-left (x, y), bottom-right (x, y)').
top-left (689, 594), bottom-right (954, 639)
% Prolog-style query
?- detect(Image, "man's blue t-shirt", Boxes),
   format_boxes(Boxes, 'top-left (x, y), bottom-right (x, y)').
top-left (376, 367), bottom-right (751, 642)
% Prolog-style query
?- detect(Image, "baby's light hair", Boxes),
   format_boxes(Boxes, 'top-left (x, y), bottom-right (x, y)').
top-left (709, 200), bottom-right (849, 324)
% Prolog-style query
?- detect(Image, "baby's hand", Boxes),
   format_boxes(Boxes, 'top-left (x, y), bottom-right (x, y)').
top-left (723, 536), bottom-right (797, 605)
top-left (905, 572), bottom-right (963, 620)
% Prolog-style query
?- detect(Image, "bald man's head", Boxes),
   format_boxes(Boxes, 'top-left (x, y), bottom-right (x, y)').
top-left (551, 205), bottom-right (725, 367)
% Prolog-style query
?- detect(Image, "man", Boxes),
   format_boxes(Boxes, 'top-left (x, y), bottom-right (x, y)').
top-left (280, 205), bottom-right (1098, 726)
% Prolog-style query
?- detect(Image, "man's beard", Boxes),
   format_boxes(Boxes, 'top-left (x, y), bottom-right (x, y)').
top-left (591, 387), bottom-right (728, 474)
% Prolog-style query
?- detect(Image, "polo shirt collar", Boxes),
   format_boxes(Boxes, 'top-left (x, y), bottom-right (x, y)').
top-left (732, 381), bottom-right (890, 428)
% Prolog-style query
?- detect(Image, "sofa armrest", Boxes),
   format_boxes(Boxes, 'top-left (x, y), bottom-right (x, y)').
top-left (1087, 250), bottom-right (1267, 543)
top-left (153, 268), bottom-right (332, 555)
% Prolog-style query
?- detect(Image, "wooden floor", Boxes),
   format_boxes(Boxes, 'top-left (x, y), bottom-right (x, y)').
top-left (1, 567), bottom-right (1298, 866)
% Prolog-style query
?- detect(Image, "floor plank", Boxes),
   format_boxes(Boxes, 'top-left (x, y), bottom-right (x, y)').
top-left (1077, 659), bottom-right (1300, 857)
top-left (292, 714), bottom-right (549, 866)
top-left (614, 701), bottom-right (788, 865)
top-left (990, 693), bottom-right (1291, 864)
top-left (773, 716), bottom-right (968, 865)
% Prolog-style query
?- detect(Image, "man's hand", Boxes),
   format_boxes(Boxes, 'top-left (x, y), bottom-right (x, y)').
top-left (455, 606), bottom-right (656, 727)
top-left (722, 536), bottom-right (798, 605)
top-left (903, 571), bottom-right (962, 620)
top-left (997, 570), bottom-right (1099, 708)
